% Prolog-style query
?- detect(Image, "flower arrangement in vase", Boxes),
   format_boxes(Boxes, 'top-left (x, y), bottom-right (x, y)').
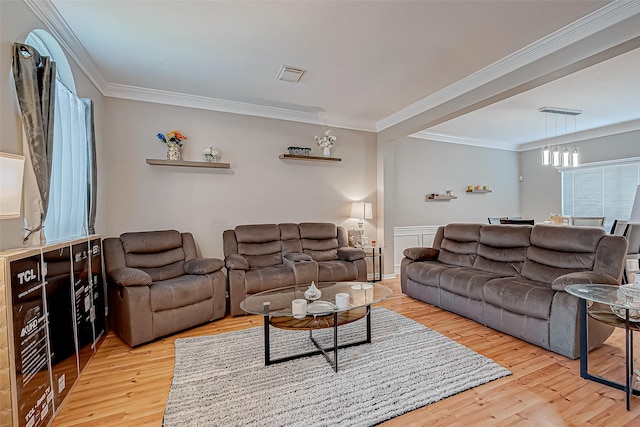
top-left (157, 130), bottom-right (187, 160)
top-left (315, 130), bottom-right (337, 157)
top-left (203, 146), bottom-right (220, 162)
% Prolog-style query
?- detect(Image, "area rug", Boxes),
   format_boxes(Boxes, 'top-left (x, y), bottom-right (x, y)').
top-left (163, 307), bottom-right (510, 426)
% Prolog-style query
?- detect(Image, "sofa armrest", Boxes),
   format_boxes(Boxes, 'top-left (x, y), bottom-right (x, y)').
top-left (225, 254), bottom-right (250, 271)
top-left (552, 271), bottom-right (620, 291)
top-left (109, 267), bottom-right (152, 287)
top-left (337, 247), bottom-right (365, 261)
top-left (403, 247), bottom-right (439, 261)
top-left (283, 253), bottom-right (313, 262)
top-left (184, 257), bottom-right (224, 275)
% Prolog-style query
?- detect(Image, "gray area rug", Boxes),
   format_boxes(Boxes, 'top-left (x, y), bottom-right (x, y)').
top-left (163, 307), bottom-right (510, 426)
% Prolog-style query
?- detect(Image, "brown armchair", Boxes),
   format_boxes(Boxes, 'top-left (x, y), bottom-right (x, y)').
top-left (103, 230), bottom-right (226, 346)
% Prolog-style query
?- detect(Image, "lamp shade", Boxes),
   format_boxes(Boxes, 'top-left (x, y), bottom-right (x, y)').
top-left (350, 202), bottom-right (373, 220)
top-left (0, 152), bottom-right (25, 219)
top-left (630, 185), bottom-right (640, 223)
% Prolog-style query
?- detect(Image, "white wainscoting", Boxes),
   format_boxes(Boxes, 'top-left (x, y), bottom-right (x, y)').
top-left (394, 225), bottom-right (442, 275)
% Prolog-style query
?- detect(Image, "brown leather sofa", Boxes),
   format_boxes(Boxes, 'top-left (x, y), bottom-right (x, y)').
top-left (224, 222), bottom-right (367, 316)
top-left (401, 223), bottom-right (628, 359)
top-left (103, 230), bottom-right (226, 346)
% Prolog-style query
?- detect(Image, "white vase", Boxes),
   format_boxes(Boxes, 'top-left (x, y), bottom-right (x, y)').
top-left (323, 147), bottom-right (331, 157)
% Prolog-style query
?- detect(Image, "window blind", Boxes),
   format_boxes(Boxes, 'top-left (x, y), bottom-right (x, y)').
top-left (561, 158), bottom-right (640, 231)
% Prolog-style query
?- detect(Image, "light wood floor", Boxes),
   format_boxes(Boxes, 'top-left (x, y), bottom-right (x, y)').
top-left (51, 278), bottom-right (640, 426)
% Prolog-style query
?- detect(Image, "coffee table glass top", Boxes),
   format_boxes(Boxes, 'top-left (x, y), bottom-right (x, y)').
top-left (240, 282), bottom-right (392, 317)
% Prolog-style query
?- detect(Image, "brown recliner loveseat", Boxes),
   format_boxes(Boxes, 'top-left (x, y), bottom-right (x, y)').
top-left (103, 230), bottom-right (226, 346)
top-left (224, 222), bottom-right (367, 316)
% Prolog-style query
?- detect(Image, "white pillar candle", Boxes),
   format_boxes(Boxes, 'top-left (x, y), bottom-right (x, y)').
top-left (292, 299), bottom-right (307, 319)
top-left (351, 284), bottom-right (366, 306)
top-left (335, 293), bottom-right (350, 310)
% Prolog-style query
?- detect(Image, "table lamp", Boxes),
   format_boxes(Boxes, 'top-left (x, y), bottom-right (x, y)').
top-left (0, 152), bottom-right (25, 219)
top-left (350, 202), bottom-right (373, 245)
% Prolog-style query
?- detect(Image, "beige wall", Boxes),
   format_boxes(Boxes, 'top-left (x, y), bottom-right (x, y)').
top-left (102, 97), bottom-right (378, 258)
top-left (519, 130), bottom-right (640, 222)
top-left (392, 137), bottom-right (521, 226)
top-left (0, 0), bottom-right (105, 251)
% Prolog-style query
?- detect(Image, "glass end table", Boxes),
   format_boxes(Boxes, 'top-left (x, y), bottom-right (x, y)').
top-left (565, 284), bottom-right (640, 410)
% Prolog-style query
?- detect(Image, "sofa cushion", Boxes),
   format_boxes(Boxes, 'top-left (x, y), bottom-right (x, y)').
top-left (440, 268), bottom-right (503, 301)
top-left (121, 230), bottom-right (182, 254)
top-left (530, 224), bottom-right (604, 252)
top-left (438, 223), bottom-right (481, 267)
top-left (299, 222), bottom-right (337, 239)
top-left (473, 225), bottom-right (530, 276)
top-left (150, 275), bottom-right (213, 312)
top-left (237, 240), bottom-right (282, 269)
top-left (317, 260), bottom-right (358, 282)
top-left (235, 224), bottom-right (280, 243)
top-left (483, 277), bottom-right (555, 320)
top-left (244, 266), bottom-right (296, 294)
top-left (405, 261), bottom-right (453, 288)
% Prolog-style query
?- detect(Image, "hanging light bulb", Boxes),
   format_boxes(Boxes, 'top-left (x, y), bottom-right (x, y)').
top-left (572, 147), bottom-right (580, 167)
top-left (542, 146), bottom-right (550, 165)
top-left (552, 146), bottom-right (561, 167)
top-left (561, 147), bottom-right (571, 167)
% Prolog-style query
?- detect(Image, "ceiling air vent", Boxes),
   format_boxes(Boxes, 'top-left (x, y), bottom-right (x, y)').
top-left (277, 65), bottom-right (305, 83)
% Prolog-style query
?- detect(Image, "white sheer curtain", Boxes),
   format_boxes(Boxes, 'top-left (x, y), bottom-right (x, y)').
top-left (44, 80), bottom-right (89, 242)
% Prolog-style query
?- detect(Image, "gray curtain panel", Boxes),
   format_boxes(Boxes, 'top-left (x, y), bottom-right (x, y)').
top-left (83, 98), bottom-right (97, 234)
top-left (12, 42), bottom-right (56, 243)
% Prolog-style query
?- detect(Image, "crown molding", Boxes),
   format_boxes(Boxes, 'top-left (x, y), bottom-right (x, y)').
top-left (517, 118), bottom-right (640, 152)
top-left (24, 0), bottom-right (108, 93)
top-left (410, 131), bottom-right (517, 151)
top-left (104, 83), bottom-right (376, 131)
top-left (376, 0), bottom-right (640, 132)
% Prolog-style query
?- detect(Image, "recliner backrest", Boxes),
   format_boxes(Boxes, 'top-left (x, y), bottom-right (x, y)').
top-left (119, 230), bottom-right (187, 282)
top-left (299, 222), bottom-right (340, 262)
top-left (438, 223), bottom-right (482, 267)
top-left (474, 225), bottom-right (531, 276)
top-left (521, 225), bottom-right (605, 283)
top-left (232, 224), bottom-right (283, 269)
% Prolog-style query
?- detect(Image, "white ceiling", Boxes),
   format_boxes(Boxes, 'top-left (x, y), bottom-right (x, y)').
top-left (32, 0), bottom-right (640, 150)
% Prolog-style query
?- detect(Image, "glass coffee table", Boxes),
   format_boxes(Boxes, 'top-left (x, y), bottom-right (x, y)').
top-left (565, 284), bottom-right (640, 410)
top-left (240, 282), bottom-right (392, 372)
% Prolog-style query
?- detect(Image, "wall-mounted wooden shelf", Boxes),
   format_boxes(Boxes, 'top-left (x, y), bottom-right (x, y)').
top-left (146, 159), bottom-right (231, 169)
top-left (279, 154), bottom-right (341, 162)
top-left (466, 189), bottom-right (492, 193)
top-left (426, 195), bottom-right (457, 201)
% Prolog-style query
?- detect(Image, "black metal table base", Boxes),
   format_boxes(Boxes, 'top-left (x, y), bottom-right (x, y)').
top-left (263, 307), bottom-right (372, 372)
top-left (579, 299), bottom-right (640, 410)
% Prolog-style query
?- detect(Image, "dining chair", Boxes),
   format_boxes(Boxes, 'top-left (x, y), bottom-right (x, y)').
top-left (571, 216), bottom-right (605, 227)
top-left (489, 216), bottom-right (521, 224)
top-left (610, 219), bottom-right (628, 235)
top-left (499, 218), bottom-right (534, 225)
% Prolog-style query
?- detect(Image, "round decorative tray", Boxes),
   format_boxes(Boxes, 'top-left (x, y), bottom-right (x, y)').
top-left (306, 301), bottom-right (336, 315)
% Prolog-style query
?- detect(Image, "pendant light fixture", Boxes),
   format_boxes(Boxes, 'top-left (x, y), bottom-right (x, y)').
top-left (539, 107), bottom-right (582, 168)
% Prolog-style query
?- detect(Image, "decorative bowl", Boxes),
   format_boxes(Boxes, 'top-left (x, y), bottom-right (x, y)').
top-left (610, 286), bottom-right (640, 321)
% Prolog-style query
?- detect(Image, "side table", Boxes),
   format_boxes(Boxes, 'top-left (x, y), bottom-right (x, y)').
top-left (357, 245), bottom-right (385, 282)
top-left (565, 284), bottom-right (640, 410)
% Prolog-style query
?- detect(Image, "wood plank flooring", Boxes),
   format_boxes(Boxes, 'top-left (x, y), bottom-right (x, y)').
top-left (51, 278), bottom-right (640, 426)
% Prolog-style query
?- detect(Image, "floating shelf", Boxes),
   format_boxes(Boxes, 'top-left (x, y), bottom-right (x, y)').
top-left (279, 154), bottom-right (341, 162)
top-left (466, 189), bottom-right (492, 193)
top-left (426, 195), bottom-right (457, 201)
top-left (146, 159), bottom-right (231, 169)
